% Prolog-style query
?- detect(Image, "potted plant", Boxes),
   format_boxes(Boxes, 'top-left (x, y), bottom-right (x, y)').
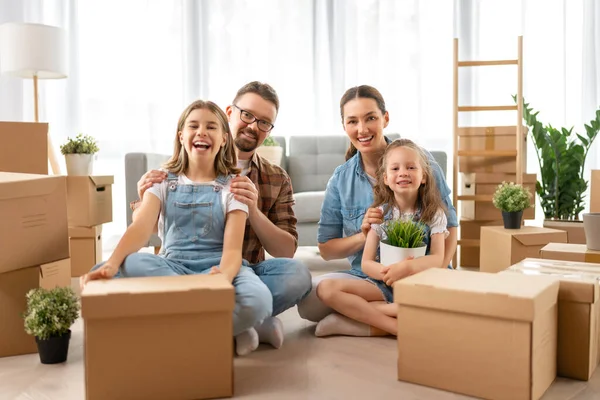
top-left (60, 133), bottom-right (99, 176)
top-left (379, 219), bottom-right (427, 266)
top-left (23, 286), bottom-right (80, 364)
top-left (492, 181), bottom-right (533, 229)
top-left (256, 136), bottom-right (283, 166)
top-left (515, 96), bottom-right (600, 222)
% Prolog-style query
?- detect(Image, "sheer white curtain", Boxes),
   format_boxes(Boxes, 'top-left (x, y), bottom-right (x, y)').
top-left (0, 0), bottom-right (453, 241)
top-left (457, 0), bottom-right (600, 219)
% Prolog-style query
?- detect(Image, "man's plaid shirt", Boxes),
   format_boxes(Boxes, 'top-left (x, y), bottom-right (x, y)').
top-left (243, 152), bottom-right (298, 264)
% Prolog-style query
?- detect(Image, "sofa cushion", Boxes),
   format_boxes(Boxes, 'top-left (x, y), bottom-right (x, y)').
top-left (293, 191), bottom-right (325, 223)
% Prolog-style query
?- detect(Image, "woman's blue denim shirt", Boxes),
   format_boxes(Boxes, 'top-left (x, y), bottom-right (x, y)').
top-left (317, 141), bottom-right (458, 274)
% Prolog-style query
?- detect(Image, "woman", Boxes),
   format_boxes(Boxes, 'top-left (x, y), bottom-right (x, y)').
top-left (297, 85), bottom-right (458, 336)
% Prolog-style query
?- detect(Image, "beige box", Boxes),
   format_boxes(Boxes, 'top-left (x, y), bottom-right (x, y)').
top-left (0, 173), bottom-right (69, 274)
top-left (69, 226), bottom-right (102, 277)
top-left (66, 176), bottom-right (114, 226)
top-left (540, 243), bottom-right (600, 264)
top-left (591, 170), bottom-right (600, 213)
top-left (461, 173), bottom-right (536, 220)
top-left (81, 274), bottom-right (235, 400)
top-left (395, 268), bottom-right (559, 400)
top-left (460, 219), bottom-right (503, 239)
top-left (503, 258), bottom-right (600, 380)
top-left (480, 226), bottom-right (568, 273)
top-left (0, 258), bottom-right (71, 358)
top-left (542, 220), bottom-right (586, 244)
top-left (0, 122), bottom-right (48, 175)
top-left (458, 126), bottom-right (527, 173)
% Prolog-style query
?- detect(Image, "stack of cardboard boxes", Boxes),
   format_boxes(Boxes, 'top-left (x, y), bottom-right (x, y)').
top-left (66, 176), bottom-right (114, 277)
top-left (457, 125), bottom-right (536, 268)
top-left (0, 122), bottom-right (71, 358)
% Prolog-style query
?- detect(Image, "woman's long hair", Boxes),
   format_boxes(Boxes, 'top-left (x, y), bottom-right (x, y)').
top-left (372, 139), bottom-right (446, 224)
top-left (163, 100), bottom-right (240, 176)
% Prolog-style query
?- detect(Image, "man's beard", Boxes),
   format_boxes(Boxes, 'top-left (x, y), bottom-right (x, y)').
top-left (234, 129), bottom-right (259, 152)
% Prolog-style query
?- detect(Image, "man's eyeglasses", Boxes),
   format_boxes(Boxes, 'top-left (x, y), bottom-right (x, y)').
top-left (233, 105), bottom-right (274, 133)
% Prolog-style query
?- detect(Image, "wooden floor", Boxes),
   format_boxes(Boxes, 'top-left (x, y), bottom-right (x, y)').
top-left (1, 249), bottom-right (600, 399)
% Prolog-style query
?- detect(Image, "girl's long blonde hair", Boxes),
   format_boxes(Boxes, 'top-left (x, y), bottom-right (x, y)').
top-left (372, 139), bottom-right (446, 224)
top-left (163, 100), bottom-right (240, 176)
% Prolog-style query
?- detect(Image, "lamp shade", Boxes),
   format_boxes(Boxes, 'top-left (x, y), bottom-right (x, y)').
top-left (0, 22), bottom-right (67, 79)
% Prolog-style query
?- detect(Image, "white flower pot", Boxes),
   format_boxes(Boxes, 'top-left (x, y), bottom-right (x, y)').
top-left (65, 154), bottom-right (94, 176)
top-left (256, 146), bottom-right (283, 166)
top-left (583, 213), bottom-right (600, 251)
top-left (380, 242), bottom-right (427, 267)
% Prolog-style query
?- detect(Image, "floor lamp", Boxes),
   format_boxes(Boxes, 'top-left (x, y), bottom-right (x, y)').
top-left (0, 22), bottom-right (68, 175)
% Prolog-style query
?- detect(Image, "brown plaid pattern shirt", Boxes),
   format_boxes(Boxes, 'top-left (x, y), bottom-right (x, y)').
top-left (243, 152), bottom-right (298, 264)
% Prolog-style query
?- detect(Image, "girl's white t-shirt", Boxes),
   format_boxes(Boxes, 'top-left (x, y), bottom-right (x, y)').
top-left (371, 205), bottom-right (449, 240)
top-left (146, 173), bottom-right (248, 242)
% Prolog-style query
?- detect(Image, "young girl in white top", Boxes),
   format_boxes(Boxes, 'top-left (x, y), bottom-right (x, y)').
top-left (316, 139), bottom-right (449, 336)
top-left (80, 100), bottom-right (272, 355)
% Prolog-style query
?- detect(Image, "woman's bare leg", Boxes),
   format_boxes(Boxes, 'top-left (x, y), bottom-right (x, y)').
top-left (373, 302), bottom-right (397, 317)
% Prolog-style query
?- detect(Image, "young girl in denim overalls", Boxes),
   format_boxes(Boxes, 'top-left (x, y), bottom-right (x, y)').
top-left (81, 100), bottom-right (272, 355)
top-left (316, 139), bottom-right (448, 336)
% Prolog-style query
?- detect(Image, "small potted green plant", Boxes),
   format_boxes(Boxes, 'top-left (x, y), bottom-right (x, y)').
top-left (256, 136), bottom-right (283, 166)
top-left (23, 286), bottom-right (80, 364)
top-left (492, 181), bottom-right (533, 229)
top-left (379, 219), bottom-right (427, 266)
top-left (60, 133), bottom-right (99, 176)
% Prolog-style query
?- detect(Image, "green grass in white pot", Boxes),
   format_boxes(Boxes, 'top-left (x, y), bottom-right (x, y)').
top-left (382, 219), bottom-right (426, 248)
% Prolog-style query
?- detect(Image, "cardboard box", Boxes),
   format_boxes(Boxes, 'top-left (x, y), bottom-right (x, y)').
top-left (540, 243), bottom-right (600, 264)
top-left (503, 258), bottom-right (600, 380)
top-left (461, 173), bottom-right (536, 220)
top-left (460, 219), bottom-right (503, 239)
top-left (542, 220), bottom-right (586, 244)
top-left (591, 170), bottom-right (600, 213)
top-left (460, 246), bottom-right (480, 268)
top-left (480, 226), bottom-right (568, 273)
top-left (458, 126), bottom-right (527, 173)
top-left (0, 258), bottom-right (71, 358)
top-left (395, 268), bottom-right (558, 400)
top-left (0, 122), bottom-right (48, 175)
top-left (81, 274), bottom-right (235, 400)
top-left (0, 173), bottom-right (69, 274)
top-left (66, 176), bottom-right (114, 226)
top-left (69, 225), bottom-right (102, 277)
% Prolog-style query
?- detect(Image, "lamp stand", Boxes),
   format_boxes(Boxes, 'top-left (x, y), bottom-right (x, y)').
top-left (33, 74), bottom-right (62, 175)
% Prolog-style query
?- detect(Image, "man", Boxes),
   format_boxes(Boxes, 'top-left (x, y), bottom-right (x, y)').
top-left (134, 82), bottom-right (312, 356)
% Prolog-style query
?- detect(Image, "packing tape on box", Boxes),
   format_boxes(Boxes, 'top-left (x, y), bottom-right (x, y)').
top-left (507, 264), bottom-right (600, 282)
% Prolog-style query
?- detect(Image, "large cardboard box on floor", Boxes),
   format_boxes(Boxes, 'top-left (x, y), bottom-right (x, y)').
top-left (591, 170), bottom-right (600, 213)
top-left (0, 258), bottom-right (71, 358)
top-left (542, 220), bottom-right (586, 244)
top-left (502, 258), bottom-right (600, 380)
top-left (460, 172), bottom-right (536, 220)
top-left (0, 173), bottom-right (69, 274)
top-left (81, 274), bottom-right (234, 400)
top-left (0, 122), bottom-right (49, 175)
top-left (66, 176), bottom-right (113, 226)
top-left (480, 226), bottom-right (567, 273)
top-left (395, 268), bottom-right (559, 400)
top-left (540, 243), bottom-right (600, 264)
top-left (458, 126), bottom-right (527, 173)
top-left (69, 225), bottom-right (102, 277)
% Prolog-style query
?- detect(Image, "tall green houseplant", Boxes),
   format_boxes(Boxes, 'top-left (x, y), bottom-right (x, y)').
top-left (514, 96), bottom-right (600, 220)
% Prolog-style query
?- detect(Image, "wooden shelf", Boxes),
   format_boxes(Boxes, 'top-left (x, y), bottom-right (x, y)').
top-left (456, 195), bottom-right (493, 201)
top-left (458, 105), bottom-right (518, 112)
top-left (457, 239), bottom-right (480, 247)
top-left (457, 150), bottom-right (518, 157)
top-left (458, 59), bottom-right (518, 67)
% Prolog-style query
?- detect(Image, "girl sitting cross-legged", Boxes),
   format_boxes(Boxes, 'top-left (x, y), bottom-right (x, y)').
top-left (315, 138), bottom-right (449, 336)
top-left (80, 99), bottom-right (272, 356)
